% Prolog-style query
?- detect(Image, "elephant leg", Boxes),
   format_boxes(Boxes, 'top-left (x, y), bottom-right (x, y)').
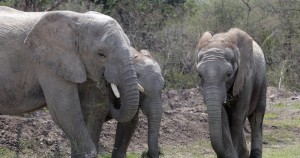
top-left (229, 113), bottom-right (249, 158)
top-left (222, 106), bottom-right (238, 158)
top-left (145, 107), bottom-right (163, 158)
top-left (248, 85), bottom-right (266, 158)
top-left (229, 86), bottom-right (253, 158)
top-left (112, 111), bottom-right (139, 158)
top-left (229, 111), bottom-right (249, 158)
top-left (228, 103), bottom-right (249, 158)
top-left (79, 81), bottom-right (109, 153)
top-left (39, 73), bottom-right (96, 158)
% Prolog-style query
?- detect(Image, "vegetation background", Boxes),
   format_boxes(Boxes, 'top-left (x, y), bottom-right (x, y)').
top-left (1, 0), bottom-right (299, 91)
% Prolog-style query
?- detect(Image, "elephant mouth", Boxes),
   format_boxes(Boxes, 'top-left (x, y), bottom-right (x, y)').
top-left (110, 83), bottom-right (120, 98)
top-left (108, 84), bottom-right (121, 110)
top-left (110, 83), bottom-right (144, 99)
top-left (109, 84), bottom-right (144, 110)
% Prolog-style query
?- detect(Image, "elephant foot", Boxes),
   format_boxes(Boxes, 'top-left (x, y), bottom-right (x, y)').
top-left (97, 143), bottom-right (107, 154)
top-left (141, 148), bottom-right (163, 158)
top-left (112, 150), bottom-right (126, 158)
top-left (249, 149), bottom-right (262, 158)
top-left (71, 149), bottom-right (97, 158)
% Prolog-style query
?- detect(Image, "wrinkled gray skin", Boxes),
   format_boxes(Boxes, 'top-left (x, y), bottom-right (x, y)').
top-left (84, 47), bottom-right (164, 158)
top-left (110, 48), bottom-right (164, 158)
top-left (0, 7), bottom-right (140, 158)
top-left (196, 28), bottom-right (266, 158)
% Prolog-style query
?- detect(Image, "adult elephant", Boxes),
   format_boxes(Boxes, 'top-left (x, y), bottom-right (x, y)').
top-left (196, 28), bottom-right (266, 158)
top-left (0, 7), bottom-right (140, 158)
top-left (87, 47), bottom-right (164, 158)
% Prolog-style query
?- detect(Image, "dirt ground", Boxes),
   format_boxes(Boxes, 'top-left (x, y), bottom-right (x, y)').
top-left (0, 87), bottom-right (299, 157)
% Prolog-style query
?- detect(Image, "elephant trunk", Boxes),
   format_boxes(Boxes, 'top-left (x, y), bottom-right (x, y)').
top-left (146, 98), bottom-right (163, 158)
top-left (204, 86), bottom-right (225, 158)
top-left (109, 56), bottom-right (139, 123)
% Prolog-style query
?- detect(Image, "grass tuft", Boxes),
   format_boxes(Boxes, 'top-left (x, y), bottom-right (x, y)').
top-left (0, 147), bottom-right (16, 158)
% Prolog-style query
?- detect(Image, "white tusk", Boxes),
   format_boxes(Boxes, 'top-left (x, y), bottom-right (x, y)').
top-left (138, 83), bottom-right (144, 92)
top-left (111, 83), bottom-right (120, 98)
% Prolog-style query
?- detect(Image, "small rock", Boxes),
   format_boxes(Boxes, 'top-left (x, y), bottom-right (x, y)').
top-left (291, 96), bottom-right (299, 100)
top-left (45, 138), bottom-right (54, 146)
top-left (164, 110), bottom-right (174, 114)
top-left (269, 94), bottom-right (275, 102)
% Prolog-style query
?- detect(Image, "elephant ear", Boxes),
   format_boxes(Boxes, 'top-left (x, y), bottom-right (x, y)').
top-left (24, 12), bottom-right (87, 83)
top-left (229, 28), bottom-right (253, 96)
top-left (140, 49), bottom-right (153, 58)
top-left (197, 31), bottom-right (213, 51)
top-left (129, 47), bottom-right (140, 64)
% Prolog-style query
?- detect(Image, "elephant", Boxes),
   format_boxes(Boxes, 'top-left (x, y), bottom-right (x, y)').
top-left (109, 47), bottom-right (164, 158)
top-left (83, 47), bottom-right (164, 158)
top-left (0, 6), bottom-right (140, 158)
top-left (196, 28), bottom-right (267, 158)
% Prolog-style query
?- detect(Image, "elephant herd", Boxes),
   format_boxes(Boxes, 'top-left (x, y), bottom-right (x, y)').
top-left (0, 6), bottom-right (266, 158)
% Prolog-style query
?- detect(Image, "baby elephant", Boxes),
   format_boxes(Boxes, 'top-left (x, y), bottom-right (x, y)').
top-left (196, 28), bottom-right (266, 158)
top-left (108, 47), bottom-right (164, 158)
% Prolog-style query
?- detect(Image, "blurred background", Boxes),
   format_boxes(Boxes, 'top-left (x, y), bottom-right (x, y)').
top-left (1, 0), bottom-right (299, 91)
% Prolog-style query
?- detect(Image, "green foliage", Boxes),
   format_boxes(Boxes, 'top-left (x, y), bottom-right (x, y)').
top-left (164, 68), bottom-right (198, 89)
top-left (167, 0), bottom-right (300, 90)
top-left (0, 0), bottom-right (299, 90)
top-left (0, 0), bottom-right (17, 7)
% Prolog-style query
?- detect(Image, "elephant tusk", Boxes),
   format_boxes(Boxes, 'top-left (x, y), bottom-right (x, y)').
top-left (111, 83), bottom-right (120, 98)
top-left (138, 83), bottom-right (144, 92)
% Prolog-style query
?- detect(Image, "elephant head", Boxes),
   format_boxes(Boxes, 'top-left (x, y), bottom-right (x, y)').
top-left (196, 28), bottom-right (253, 157)
top-left (24, 11), bottom-right (140, 122)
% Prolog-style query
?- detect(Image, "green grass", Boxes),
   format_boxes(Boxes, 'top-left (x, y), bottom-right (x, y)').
top-left (264, 129), bottom-right (295, 144)
top-left (263, 144), bottom-right (300, 158)
top-left (272, 103), bottom-right (287, 108)
top-left (264, 119), bottom-right (300, 129)
top-left (264, 112), bottom-right (278, 119)
top-left (160, 140), bottom-right (215, 158)
top-left (272, 102), bottom-right (300, 109)
top-left (0, 147), bottom-right (16, 158)
top-left (291, 102), bottom-right (300, 109)
top-left (99, 153), bottom-right (140, 158)
top-left (21, 139), bottom-right (39, 150)
top-left (264, 113), bottom-right (300, 129)
top-left (263, 101), bottom-right (300, 158)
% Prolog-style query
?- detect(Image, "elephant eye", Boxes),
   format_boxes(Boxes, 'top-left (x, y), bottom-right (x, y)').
top-left (97, 53), bottom-right (106, 59)
top-left (225, 72), bottom-right (232, 80)
top-left (198, 74), bottom-right (202, 79)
